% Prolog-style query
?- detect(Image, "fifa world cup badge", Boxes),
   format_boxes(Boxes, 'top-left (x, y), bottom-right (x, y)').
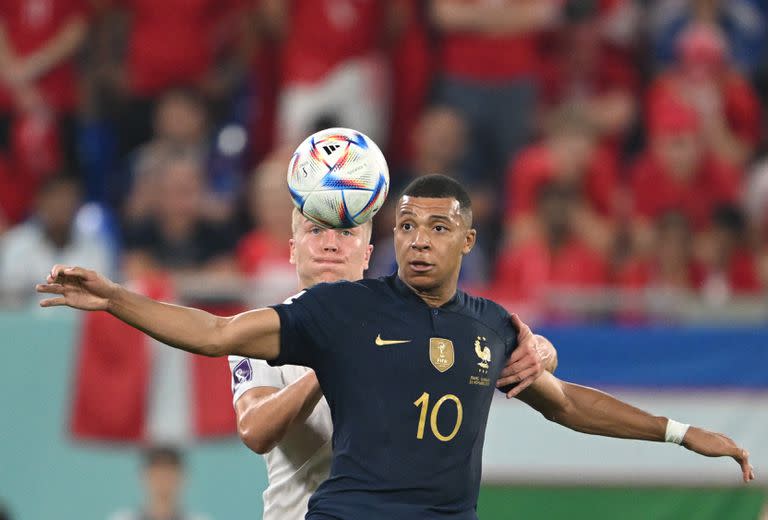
top-left (429, 338), bottom-right (455, 373)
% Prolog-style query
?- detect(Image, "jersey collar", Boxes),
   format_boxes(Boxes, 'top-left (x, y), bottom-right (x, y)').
top-left (388, 274), bottom-right (463, 311)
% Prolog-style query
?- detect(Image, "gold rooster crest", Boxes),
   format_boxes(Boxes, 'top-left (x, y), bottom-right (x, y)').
top-left (474, 336), bottom-right (490, 369)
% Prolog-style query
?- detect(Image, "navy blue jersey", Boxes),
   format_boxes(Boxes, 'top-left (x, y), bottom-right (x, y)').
top-left (269, 274), bottom-right (518, 520)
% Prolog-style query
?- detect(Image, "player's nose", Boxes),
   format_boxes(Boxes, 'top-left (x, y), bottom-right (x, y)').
top-left (322, 230), bottom-right (339, 251)
top-left (410, 229), bottom-right (430, 250)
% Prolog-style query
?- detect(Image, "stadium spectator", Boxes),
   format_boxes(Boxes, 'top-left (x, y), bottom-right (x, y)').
top-left (430, 0), bottom-right (560, 188)
top-left (493, 183), bottom-right (609, 308)
top-left (236, 150), bottom-right (296, 306)
top-left (108, 445), bottom-right (209, 520)
top-left (386, 0), bottom-right (432, 169)
top-left (503, 104), bottom-right (619, 254)
top-left (649, 0), bottom-right (766, 76)
top-left (0, 0), bottom-right (88, 174)
top-left (646, 22), bottom-right (762, 168)
top-left (117, 89), bottom-right (235, 223)
top-left (0, 151), bottom-right (36, 232)
top-left (699, 205), bottom-right (762, 302)
top-left (102, 0), bottom-right (250, 157)
top-left (538, 0), bottom-right (639, 155)
top-left (0, 175), bottom-right (112, 302)
top-left (629, 97), bottom-right (741, 254)
top-left (617, 211), bottom-right (704, 293)
top-left (121, 154), bottom-right (238, 281)
top-left (266, 0), bottom-right (406, 146)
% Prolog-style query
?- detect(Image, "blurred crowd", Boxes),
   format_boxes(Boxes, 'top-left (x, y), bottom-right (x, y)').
top-left (2, 0), bottom-right (768, 321)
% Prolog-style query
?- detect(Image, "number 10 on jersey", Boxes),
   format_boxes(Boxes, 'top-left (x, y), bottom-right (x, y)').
top-left (413, 392), bottom-right (463, 442)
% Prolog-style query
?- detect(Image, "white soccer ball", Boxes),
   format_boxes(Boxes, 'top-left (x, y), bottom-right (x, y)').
top-left (286, 128), bottom-right (389, 228)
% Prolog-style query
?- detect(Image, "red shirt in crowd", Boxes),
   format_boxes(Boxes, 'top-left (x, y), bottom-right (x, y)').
top-left (387, 0), bottom-right (431, 167)
top-left (717, 249), bottom-right (762, 293)
top-left (616, 258), bottom-right (705, 291)
top-left (629, 152), bottom-right (741, 230)
top-left (539, 43), bottom-right (638, 107)
top-left (617, 250), bottom-right (760, 294)
top-left (122, 0), bottom-right (242, 97)
top-left (438, 0), bottom-right (543, 82)
top-left (282, 0), bottom-right (384, 85)
top-left (0, 0), bottom-right (87, 111)
top-left (236, 230), bottom-right (291, 275)
top-left (494, 238), bottom-right (608, 302)
top-left (504, 143), bottom-right (618, 219)
top-left (647, 72), bottom-right (762, 149)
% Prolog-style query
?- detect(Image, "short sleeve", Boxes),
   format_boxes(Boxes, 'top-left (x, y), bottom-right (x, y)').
top-left (500, 310), bottom-right (519, 359)
top-left (228, 355), bottom-right (284, 406)
top-left (268, 288), bottom-right (326, 368)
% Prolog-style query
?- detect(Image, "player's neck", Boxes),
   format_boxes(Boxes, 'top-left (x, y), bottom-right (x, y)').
top-left (400, 276), bottom-right (458, 308)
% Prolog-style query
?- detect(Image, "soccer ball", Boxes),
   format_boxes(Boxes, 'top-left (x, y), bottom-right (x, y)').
top-left (286, 128), bottom-right (389, 228)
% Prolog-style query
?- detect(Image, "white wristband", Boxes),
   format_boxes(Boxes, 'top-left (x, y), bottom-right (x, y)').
top-left (665, 419), bottom-right (690, 444)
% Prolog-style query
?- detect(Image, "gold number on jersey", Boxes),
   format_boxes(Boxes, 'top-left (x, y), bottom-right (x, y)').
top-left (413, 392), bottom-right (463, 442)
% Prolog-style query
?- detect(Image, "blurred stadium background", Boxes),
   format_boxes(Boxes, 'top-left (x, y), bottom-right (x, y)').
top-left (1, 0), bottom-right (768, 518)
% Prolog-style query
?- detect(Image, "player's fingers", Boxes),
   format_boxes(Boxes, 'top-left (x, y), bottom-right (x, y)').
top-left (61, 266), bottom-right (89, 280)
top-left (505, 376), bottom-right (535, 398)
top-left (729, 447), bottom-right (752, 482)
top-left (511, 314), bottom-right (533, 340)
top-left (39, 297), bottom-right (67, 307)
top-left (35, 283), bottom-right (64, 295)
top-left (51, 264), bottom-right (71, 279)
top-left (499, 357), bottom-right (535, 379)
top-left (497, 365), bottom-right (539, 389)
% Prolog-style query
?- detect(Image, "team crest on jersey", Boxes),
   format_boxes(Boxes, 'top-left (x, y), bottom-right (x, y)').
top-left (474, 336), bottom-right (491, 370)
top-left (469, 337), bottom-right (491, 386)
top-left (232, 359), bottom-right (252, 385)
top-left (429, 338), bottom-right (454, 373)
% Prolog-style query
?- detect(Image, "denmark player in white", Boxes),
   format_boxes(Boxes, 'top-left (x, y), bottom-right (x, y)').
top-left (228, 209), bottom-right (558, 520)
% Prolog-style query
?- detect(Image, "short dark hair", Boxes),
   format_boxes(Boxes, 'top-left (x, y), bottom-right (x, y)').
top-left (143, 444), bottom-right (183, 469)
top-left (400, 174), bottom-right (472, 213)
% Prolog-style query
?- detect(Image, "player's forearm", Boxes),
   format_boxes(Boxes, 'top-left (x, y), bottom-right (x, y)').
top-left (238, 371), bottom-right (323, 454)
top-left (22, 17), bottom-right (86, 80)
top-left (552, 382), bottom-right (667, 442)
top-left (107, 285), bottom-right (233, 356)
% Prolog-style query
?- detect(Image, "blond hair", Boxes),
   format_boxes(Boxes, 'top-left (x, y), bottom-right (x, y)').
top-left (291, 208), bottom-right (373, 242)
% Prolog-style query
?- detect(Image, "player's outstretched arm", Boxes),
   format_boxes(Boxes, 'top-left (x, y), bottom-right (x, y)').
top-left (235, 371), bottom-right (323, 454)
top-left (517, 371), bottom-right (755, 483)
top-left (35, 265), bottom-right (281, 359)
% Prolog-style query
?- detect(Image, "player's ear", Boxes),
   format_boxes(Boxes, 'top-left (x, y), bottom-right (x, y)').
top-left (289, 238), bottom-right (296, 265)
top-left (363, 244), bottom-right (374, 270)
top-left (462, 228), bottom-right (476, 255)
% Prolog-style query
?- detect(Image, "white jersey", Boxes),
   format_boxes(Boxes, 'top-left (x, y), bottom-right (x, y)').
top-left (229, 334), bottom-right (332, 520)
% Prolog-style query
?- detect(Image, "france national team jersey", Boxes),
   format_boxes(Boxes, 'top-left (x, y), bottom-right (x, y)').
top-left (269, 274), bottom-right (518, 519)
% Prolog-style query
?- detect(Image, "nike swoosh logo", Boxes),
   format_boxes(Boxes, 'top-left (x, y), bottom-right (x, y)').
top-left (375, 334), bottom-right (411, 346)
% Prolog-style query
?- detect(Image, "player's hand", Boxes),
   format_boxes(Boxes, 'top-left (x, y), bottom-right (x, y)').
top-left (496, 314), bottom-right (548, 398)
top-left (35, 265), bottom-right (119, 311)
top-left (682, 427), bottom-right (755, 483)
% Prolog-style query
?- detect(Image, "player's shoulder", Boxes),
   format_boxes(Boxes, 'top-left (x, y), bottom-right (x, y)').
top-left (301, 276), bottom-right (390, 301)
top-left (457, 291), bottom-right (513, 330)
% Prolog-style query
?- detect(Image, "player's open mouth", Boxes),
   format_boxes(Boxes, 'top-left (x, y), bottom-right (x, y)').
top-left (409, 261), bottom-right (434, 272)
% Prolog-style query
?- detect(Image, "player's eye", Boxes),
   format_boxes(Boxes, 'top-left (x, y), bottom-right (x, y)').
top-left (340, 230), bottom-right (352, 237)
top-left (434, 225), bottom-right (447, 232)
top-left (401, 223), bottom-right (413, 231)
top-left (311, 227), bottom-right (322, 235)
